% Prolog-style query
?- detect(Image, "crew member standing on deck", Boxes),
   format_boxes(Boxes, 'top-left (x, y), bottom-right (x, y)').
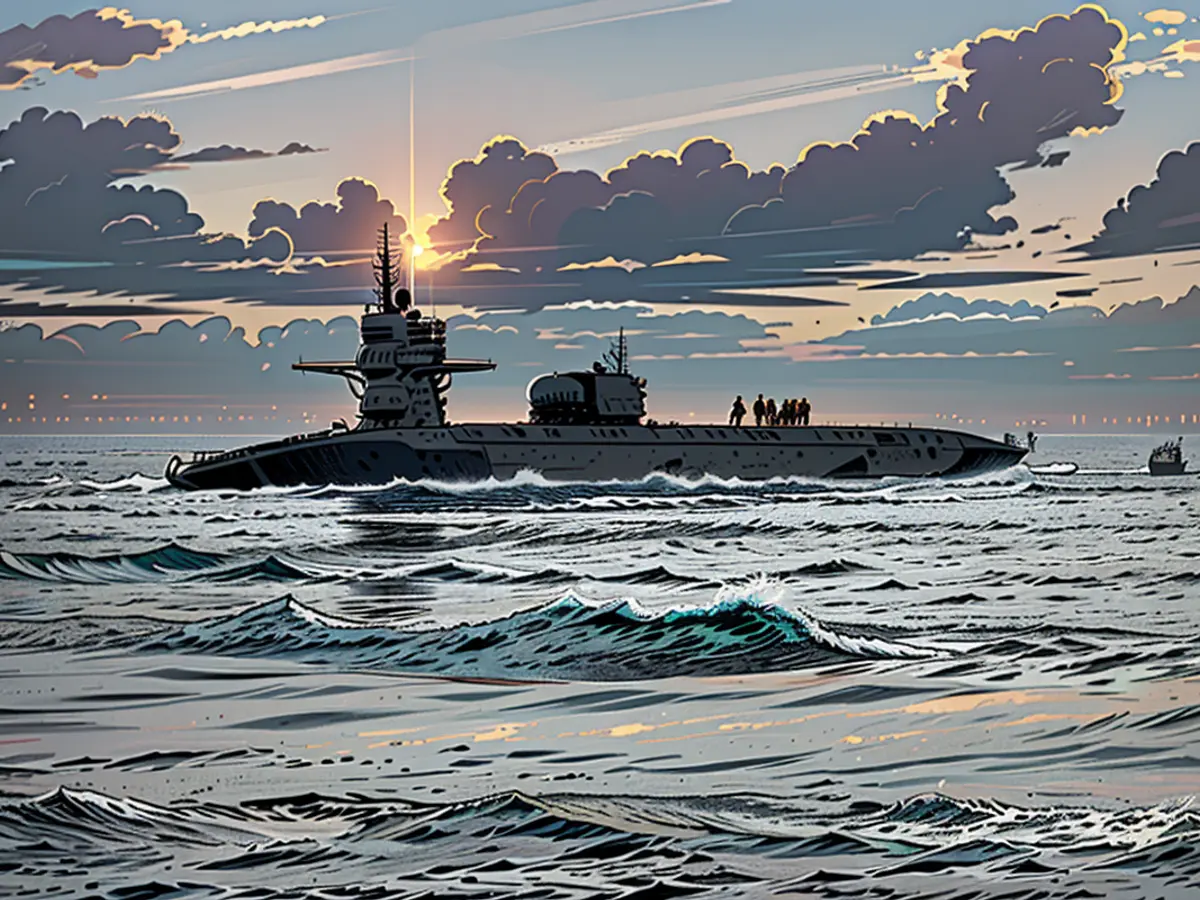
top-left (729, 395), bottom-right (747, 427)
top-left (753, 394), bottom-right (766, 427)
top-left (797, 397), bottom-right (811, 426)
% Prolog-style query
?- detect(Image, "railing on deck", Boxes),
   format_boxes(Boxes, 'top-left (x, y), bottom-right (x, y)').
top-left (187, 428), bottom-right (337, 465)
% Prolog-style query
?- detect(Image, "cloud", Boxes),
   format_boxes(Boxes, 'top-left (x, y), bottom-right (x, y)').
top-left (869, 293), bottom-right (1048, 326)
top-left (1143, 9), bottom-right (1188, 26)
top-left (172, 142), bottom-right (325, 164)
top-left (0, 316), bottom-right (361, 424)
top-left (7, 288), bottom-right (1198, 430)
top-left (185, 15), bottom-right (327, 44)
top-left (0, 305), bottom-right (786, 427)
top-left (1161, 37), bottom-right (1200, 65)
top-left (428, 138), bottom-right (557, 255)
top-left (773, 287), bottom-right (1200, 421)
top-left (0, 6), bottom-right (1145, 316)
top-left (248, 178), bottom-right (407, 255)
top-left (818, 286), bottom-right (1200, 365)
top-left (1, 9), bottom-right (333, 93)
top-left (1075, 141), bottom-right (1200, 259)
top-left (417, 5), bottom-right (1127, 309)
top-left (722, 7), bottom-right (1125, 257)
top-left (0, 8), bottom-right (186, 91)
top-left (0, 297), bottom-right (211, 317)
top-left (0, 107), bottom-right (288, 265)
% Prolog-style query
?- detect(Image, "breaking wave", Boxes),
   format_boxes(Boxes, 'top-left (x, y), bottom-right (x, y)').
top-left (145, 582), bottom-right (941, 681)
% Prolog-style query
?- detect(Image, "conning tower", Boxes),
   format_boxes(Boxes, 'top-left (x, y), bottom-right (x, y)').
top-left (293, 224), bottom-right (495, 428)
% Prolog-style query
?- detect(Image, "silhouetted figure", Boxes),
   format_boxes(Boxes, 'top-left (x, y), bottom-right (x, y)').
top-left (729, 395), bottom-right (746, 427)
top-left (1027, 431), bottom-right (1038, 453)
top-left (797, 397), bottom-right (811, 426)
top-left (753, 394), bottom-right (766, 427)
top-left (780, 398), bottom-right (792, 426)
top-left (765, 397), bottom-right (777, 426)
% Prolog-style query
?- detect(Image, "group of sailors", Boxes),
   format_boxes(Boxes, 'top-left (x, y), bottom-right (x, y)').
top-left (728, 394), bottom-right (811, 427)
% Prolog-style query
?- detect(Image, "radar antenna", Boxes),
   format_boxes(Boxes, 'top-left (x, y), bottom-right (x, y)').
top-left (602, 327), bottom-right (628, 375)
top-left (373, 223), bottom-right (406, 312)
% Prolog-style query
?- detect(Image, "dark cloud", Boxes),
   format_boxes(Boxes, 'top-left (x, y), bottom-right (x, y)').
top-left (428, 138), bottom-right (557, 255)
top-left (407, 6), bottom-right (1127, 309)
top-left (248, 178), bottom-right (406, 255)
top-left (440, 136), bottom-right (785, 274)
top-left (820, 287), bottom-right (1200, 368)
top-left (0, 316), bottom-right (361, 426)
top-left (0, 7), bottom-right (1137, 314)
top-left (1076, 141), bottom-right (1200, 259)
top-left (173, 142), bottom-right (324, 164)
top-left (0, 307), bottom-right (789, 429)
top-left (0, 297), bottom-right (211, 317)
top-left (0, 107), bottom-right (286, 266)
top-left (722, 7), bottom-right (1124, 262)
top-left (6, 288), bottom-right (1197, 433)
top-left (0, 9), bottom-right (184, 90)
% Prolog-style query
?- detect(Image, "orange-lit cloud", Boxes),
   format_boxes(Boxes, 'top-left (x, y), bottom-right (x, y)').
top-left (1161, 37), bottom-right (1200, 63)
top-left (186, 15), bottom-right (327, 44)
top-left (1144, 8), bottom-right (1188, 26)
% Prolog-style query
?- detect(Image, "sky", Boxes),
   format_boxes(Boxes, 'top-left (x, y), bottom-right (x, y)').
top-left (1, 1), bottom-right (1199, 432)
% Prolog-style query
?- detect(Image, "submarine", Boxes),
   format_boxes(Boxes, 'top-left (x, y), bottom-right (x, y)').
top-left (165, 227), bottom-right (1026, 490)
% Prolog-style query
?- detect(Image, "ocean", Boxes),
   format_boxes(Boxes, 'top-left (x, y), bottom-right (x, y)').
top-left (0, 433), bottom-right (1197, 899)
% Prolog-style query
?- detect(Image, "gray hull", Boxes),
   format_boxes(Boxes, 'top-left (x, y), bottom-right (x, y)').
top-left (1149, 459), bottom-right (1188, 476)
top-left (166, 423), bottom-right (1026, 490)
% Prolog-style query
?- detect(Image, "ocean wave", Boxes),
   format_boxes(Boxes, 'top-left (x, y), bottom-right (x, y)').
top-left (0, 787), bottom-right (260, 855)
top-left (347, 789), bottom-right (1200, 862)
top-left (145, 581), bottom-right (942, 681)
top-left (11, 786), bottom-right (1196, 865)
top-left (0, 542), bottom-right (316, 584)
top-left (6, 786), bottom-right (1198, 894)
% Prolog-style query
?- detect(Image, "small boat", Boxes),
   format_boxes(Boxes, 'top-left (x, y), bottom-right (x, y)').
top-left (1148, 437), bottom-right (1187, 476)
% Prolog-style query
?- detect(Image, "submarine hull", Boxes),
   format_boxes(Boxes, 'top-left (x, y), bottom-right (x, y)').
top-left (166, 423), bottom-right (1026, 490)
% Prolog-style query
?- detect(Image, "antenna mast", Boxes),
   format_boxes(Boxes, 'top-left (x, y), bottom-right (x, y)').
top-left (408, 57), bottom-right (416, 301)
top-left (373, 222), bottom-right (398, 311)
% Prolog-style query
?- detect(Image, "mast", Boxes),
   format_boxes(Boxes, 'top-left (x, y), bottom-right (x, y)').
top-left (408, 56), bottom-right (417, 301)
top-left (602, 327), bottom-right (628, 374)
top-left (372, 223), bottom-right (401, 312)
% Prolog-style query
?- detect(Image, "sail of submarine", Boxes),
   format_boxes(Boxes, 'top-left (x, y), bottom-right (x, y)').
top-left (165, 226), bottom-right (1027, 490)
